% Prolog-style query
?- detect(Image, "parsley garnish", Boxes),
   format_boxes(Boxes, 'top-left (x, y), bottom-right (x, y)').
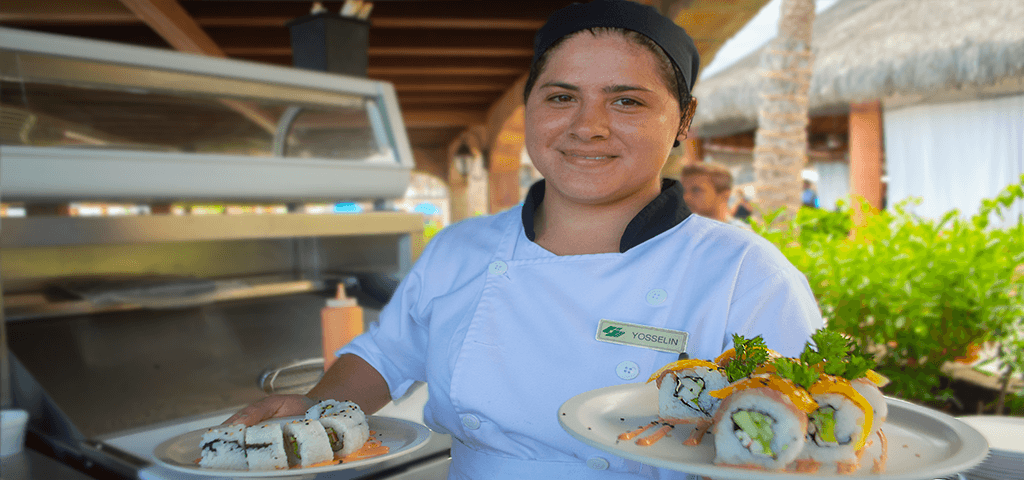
top-left (724, 334), bottom-right (771, 382)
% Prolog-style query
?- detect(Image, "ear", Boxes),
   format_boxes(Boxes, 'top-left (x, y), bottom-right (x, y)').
top-left (677, 97), bottom-right (698, 143)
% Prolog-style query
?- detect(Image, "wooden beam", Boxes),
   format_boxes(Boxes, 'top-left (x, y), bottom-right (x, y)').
top-left (221, 46), bottom-right (534, 58)
top-left (394, 84), bottom-right (507, 93)
top-left (194, 16), bottom-right (545, 30)
top-left (369, 66), bottom-right (522, 77)
top-left (0, 0), bottom-right (138, 24)
top-left (118, 0), bottom-right (224, 56)
top-left (401, 110), bottom-right (488, 128)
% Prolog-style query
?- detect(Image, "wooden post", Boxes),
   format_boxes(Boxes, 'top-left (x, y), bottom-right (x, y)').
top-left (848, 101), bottom-right (884, 211)
top-left (683, 138), bottom-right (704, 164)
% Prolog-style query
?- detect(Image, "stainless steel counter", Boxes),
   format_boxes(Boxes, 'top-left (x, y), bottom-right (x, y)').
top-left (1, 449), bottom-right (98, 480)
top-left (6, 292), bottom-right (353, 438)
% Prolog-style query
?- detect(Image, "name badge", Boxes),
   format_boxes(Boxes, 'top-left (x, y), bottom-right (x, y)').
top-left (596, 319), bottom-right (688, 354)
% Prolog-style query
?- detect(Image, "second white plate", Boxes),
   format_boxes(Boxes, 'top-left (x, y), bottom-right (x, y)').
top-left (558, 383), bottom-right (989, 480)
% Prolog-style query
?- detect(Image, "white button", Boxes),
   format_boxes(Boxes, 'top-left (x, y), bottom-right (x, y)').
top-left (616, 361), bottom-right (640, 380)
top-left (488, 261), bottom-right (508, 275)
top-left (461, 414), bottom-right (481, 430)
top-left (586, 456), bottom-right (610, 470)
top-left (646, 288), bottom-right (668, 305)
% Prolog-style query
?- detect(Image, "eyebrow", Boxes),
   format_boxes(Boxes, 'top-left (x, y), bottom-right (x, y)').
top-left (539, 82), bottom-right (653, 94)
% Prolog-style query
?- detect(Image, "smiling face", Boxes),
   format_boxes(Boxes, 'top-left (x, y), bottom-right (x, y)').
top-left (523, 31), bottom-right (684, 208)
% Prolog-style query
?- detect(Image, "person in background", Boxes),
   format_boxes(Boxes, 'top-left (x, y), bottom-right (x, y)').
top-left (802, 179), bottom-right (820, 208)
top-left (680, 162), bottom-right (749, 228)
top-left (224, 1), bottom-right (822, 478)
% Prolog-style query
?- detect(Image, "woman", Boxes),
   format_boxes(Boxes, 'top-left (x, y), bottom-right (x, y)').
top-left (226, 1), bottom-right (822, 478)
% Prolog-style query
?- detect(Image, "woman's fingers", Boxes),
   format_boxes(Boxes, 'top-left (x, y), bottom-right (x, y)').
top-left (221, 395), bottom-right (314, 426)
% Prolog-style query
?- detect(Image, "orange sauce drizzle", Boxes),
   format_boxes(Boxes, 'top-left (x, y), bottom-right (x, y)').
top-left (635, 424), bottom-right (673, 446)
top-left (872, 429), bottom-right (888, 474)
top-left (682, 422), bottom-right (711, 446)
top-left (341, 438), bottom-right (390, 462)
top-left (792, 459), bottom-right (821, 473)
top-left (618, 421), bottom-right (658, 441)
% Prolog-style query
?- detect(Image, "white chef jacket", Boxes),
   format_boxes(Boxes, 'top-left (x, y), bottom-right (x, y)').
top-left (340, 180), bottom-right (823, 479)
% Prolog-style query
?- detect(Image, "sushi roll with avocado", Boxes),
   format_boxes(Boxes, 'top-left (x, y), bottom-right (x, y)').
top-left (320, 413), bottom-right (370, 457)
top-left (244, 423), bottom-right (288, 471)
top-left (796, 376), bottom-right (874, 473)
top-left (198, 424), bottom-right (247, 470)
top-left (710, 375), bottom-right (817, 470)
top-left (282, 419), bottom-right (334, 467)
top-left (648, 359), bottom-right (729, 425)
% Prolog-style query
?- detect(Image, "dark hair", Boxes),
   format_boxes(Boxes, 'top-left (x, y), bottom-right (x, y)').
top-left (523, 27), bottom-right (691, 110)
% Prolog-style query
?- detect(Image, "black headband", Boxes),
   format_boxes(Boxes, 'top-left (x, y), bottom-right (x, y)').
top-left (532, 0), bottom-right (700, 100)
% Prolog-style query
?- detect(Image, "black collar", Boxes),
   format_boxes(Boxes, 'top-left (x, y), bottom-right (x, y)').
top-left (521, 179), bottom-right (692, 253)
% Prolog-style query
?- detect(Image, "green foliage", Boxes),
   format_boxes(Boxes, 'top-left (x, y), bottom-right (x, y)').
top-left (753, 175), bottom-right (1024, 408)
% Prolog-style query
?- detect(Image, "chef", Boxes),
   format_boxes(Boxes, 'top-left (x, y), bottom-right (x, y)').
top-left (226, 1), bottom-right (823, 478)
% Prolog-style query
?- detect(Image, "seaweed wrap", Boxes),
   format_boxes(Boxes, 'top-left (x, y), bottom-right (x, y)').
top-left (649, 359), bottom-right (729, 424)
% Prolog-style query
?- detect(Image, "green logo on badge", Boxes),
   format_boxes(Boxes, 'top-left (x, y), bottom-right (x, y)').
top-left (602, 326), bottom-right (626, 338)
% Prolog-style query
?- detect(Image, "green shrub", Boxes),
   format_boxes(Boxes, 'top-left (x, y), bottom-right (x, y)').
top-left (753, 175), bottom-right (1024, 410)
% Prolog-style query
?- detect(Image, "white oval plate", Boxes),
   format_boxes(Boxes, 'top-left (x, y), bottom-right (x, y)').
top-left (153, 415), bottom-right (431, 478)
top-left (558, 383), bottom-right (989, 480)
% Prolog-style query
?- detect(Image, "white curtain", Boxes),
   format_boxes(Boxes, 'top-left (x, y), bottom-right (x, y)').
top-left (814, 160), bottom-right (850, 211)
top-left (884, 94), bottom-right (1024, 227)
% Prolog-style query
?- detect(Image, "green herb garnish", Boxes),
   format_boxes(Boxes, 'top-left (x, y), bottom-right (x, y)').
top-left (725, 334), bottom-right (771, 382)
top-left (773, 357), bottom-right (820, 389)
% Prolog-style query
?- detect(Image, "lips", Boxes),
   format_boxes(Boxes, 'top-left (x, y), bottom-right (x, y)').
top-left (560, 150), bottom-right (618, 161)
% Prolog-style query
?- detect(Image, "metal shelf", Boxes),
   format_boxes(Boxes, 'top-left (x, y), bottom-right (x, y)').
top-left (0, 212), bottom-right (424, 248)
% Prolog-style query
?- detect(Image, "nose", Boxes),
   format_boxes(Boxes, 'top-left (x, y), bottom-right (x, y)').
top-left (568, 100), bottom-right (610, 141)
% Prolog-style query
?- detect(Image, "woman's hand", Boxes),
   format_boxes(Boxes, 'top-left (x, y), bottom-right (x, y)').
top-left (221, 394), bottom-right (316, 427)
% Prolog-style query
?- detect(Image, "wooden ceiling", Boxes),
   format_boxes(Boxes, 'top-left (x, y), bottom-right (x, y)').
top-left (1, 0), bottom-right (768, 159)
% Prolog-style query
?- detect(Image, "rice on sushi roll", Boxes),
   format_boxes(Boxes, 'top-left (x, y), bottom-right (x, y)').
top-left (710, 375), bottom-right (817, 470)
top-left (282, 419), bottom-right (334, 467)
top-left (244, 423), bottom-right (288, 471)
top-left (199, 424), bottom-right (247, 470)
top-left (320, 413), bottom-right (371, 457)
top-left (851, 374), bottom-right (888, 434)
top-left (305, 399), bottom-right (364, 421)
top-left (648, 359), bottom-right (729, 424)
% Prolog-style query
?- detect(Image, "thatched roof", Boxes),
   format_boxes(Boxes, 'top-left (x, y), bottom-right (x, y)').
top-left (691, 0), bottom-right (1024, 137)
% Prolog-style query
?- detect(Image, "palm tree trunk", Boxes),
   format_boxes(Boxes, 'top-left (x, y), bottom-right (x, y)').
top-left (753, 0), bottom-right (816, 223)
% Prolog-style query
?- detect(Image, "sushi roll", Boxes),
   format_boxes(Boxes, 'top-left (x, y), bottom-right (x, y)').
top-left (320, 413), bottom-right (370, 457)
top-left (198, 424), bottom-right (247, 470)
top-left (305, 399), bottom-right (363, 420)
top-left (710, 375), bottom-right (817, 471)
top-left (649, 359), bottom-right (729, 425)
top-left (796, 382), bottom-right (872, 474)
top-left (282, 419), bottom-right (334, 467)
top-left (851, 374), bottom-right (888, 435)
top-left (244, 423), bottom-right (288, 471)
